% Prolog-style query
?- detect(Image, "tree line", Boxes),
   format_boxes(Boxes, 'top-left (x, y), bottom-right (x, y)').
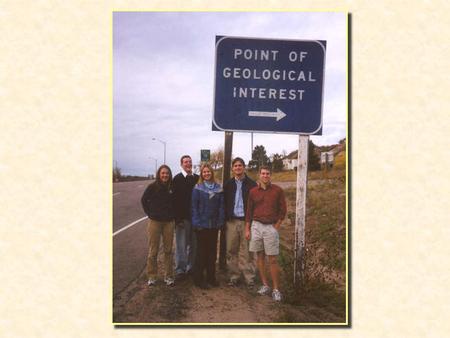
top-left (210, 140), bottom-right (320, 173)
top-left (113, 141), bottom-right (324, 182)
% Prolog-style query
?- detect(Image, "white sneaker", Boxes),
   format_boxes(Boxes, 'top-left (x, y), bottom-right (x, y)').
top-left (164, 277), bottom-right (175, 286)
top-left (227, 279), bottom-right (238, 287)
top-left (257, 284), bottom-right (271, 295)
top-left (272, 289), bottom-right (282, 302)
top-left (147, 278), bottom-right (157, 286)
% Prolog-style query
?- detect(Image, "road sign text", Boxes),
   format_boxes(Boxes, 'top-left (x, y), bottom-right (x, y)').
top-left (213, 36), bottom-right (326, 134)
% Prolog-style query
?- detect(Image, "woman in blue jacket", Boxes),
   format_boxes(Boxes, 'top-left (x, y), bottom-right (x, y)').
top-left (191, 163), bottom-right (225, 289)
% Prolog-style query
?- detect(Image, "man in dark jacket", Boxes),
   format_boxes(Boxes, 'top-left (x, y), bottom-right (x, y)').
top-left (172, 155), bottom-right (199, 280)
top-left (223, 157), bottom-right (257, 287)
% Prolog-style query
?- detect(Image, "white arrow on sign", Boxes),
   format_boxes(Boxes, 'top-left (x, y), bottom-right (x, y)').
top-left (248, 108), bottom-right (286, 121)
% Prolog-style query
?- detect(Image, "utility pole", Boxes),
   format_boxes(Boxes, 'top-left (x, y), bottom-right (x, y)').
top-left (152, 138), bottom-right (167, 164)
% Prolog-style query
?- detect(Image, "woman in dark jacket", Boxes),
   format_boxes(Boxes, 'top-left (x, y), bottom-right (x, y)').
top-left (141, 165), bottom-right (175, 287)
top-left (191, 163), bottom-right (225, 289)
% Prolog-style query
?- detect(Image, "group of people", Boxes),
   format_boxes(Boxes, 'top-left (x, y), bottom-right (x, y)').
top-left (140, 155), bottom-right (287, 302)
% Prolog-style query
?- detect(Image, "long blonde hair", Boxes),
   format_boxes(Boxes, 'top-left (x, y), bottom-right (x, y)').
top-left (198, 163), bottom-right (215, 184)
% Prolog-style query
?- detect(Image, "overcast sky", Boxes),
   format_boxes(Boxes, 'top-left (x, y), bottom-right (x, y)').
top-left (113, 12), bottom-right (346, 176)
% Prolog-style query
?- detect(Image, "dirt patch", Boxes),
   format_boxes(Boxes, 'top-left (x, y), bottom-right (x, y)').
top-left (114, 272), bottom-right (190, 323)
top-left (114, 266), bottom-right (345, 324)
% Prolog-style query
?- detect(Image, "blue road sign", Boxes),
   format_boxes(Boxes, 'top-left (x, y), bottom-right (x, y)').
top-left (213, 36), bottom-right (326, 134)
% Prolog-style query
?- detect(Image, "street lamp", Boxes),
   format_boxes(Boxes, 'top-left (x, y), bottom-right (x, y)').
top-left (152, 137), bottom-right (166, 164)
top-left (148, 157), bottom-right (158, 178)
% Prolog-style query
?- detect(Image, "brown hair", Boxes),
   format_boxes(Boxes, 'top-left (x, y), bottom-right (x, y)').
top-left (259, 165), bottom-right (271, 173)
top-left (198, 163), bottom-right (215, 184)
top-left (154, 164), bottom-right (173, 191)
top-left (180, 155), bottom-right (191, 164)
top-left (232, 157), bottom-right (245, 167)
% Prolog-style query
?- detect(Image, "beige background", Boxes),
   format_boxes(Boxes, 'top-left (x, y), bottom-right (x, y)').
top-left (1, 1), bottom-right (449, 337)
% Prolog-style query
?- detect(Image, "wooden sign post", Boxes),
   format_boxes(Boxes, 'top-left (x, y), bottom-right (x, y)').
top-left (219, 131), bottom-right (233, 269)
top-left (294, 135), bottom-right (309, 285)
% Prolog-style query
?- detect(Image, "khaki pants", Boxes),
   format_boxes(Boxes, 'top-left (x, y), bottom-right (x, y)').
top-left (226, 218), bottom-right (256, 284)
top-left (146, 219), bottom-right (175, 279)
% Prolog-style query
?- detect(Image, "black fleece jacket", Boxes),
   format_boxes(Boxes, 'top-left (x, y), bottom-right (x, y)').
top-left (141, 182), bottom-right (174, 221)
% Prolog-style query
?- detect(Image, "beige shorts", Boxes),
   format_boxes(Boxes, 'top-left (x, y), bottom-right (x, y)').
top-left (249, 220), bottom-right (279, 256)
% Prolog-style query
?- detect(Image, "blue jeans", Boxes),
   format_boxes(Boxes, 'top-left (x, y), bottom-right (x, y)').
top-left (175, 219), bottom-right (196, 275)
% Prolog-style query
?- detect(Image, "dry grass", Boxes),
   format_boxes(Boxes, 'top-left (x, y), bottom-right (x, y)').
top-left (247, 169), bottom-right (326, 182)
top-left (277, 160), bottom-right (346, 315)
top-left (334, 150), bottom-right (346, 169)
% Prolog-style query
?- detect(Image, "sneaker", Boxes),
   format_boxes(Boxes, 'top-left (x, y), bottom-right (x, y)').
top-left (227, 279), bottom-right (238, 287)
top-left (257, 284), bottom-right (271, 295)
top-left (147, 278), bottom-right (157, 286)
top-left (164, 277), bottom-right (175, 286)
top-left (272, 289), bottom-right (282, 302)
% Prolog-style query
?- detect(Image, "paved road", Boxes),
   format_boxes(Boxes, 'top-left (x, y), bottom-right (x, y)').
top-left (113, 180), bottom-right (152, 295)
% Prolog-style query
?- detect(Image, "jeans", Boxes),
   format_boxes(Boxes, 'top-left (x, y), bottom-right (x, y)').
top-left (175, 219), bottom-right (196, 275)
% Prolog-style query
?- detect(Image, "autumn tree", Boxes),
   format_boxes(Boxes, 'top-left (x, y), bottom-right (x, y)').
top-left (210, 147), bottom-right (224, 169)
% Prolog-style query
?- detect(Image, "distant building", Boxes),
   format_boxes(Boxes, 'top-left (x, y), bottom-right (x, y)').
top-left (320, 140), bottom-right (346, 168)
top-left (282, 150), bottom-right (298, 170)
top-left (282, 138), bottom-right (346, 171)
top-left (320, 151), bottom-right (334, 168)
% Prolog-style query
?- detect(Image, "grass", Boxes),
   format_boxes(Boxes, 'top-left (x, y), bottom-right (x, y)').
top-left (235, 169), bottom-right (330, 182)
top-left (306, 180), bottom-right (346, 272)
top-left (277, 248), bottom-right (346, 322)
top-left (334, 150), bottom-right (346, 169)
top-left (276, 162), bottom-right (346, 318)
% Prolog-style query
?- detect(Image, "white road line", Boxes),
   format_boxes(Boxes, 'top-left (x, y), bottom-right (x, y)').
top-left (113, 192), bottom-right (121, 196)
top-left (113, 216), bottom-right (148, 237)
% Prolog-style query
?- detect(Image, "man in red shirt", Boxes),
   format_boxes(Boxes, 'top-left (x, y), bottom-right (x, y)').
top-left (245, 165), bottom-right (287, 302)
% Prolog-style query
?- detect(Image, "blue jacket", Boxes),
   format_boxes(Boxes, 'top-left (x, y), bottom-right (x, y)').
top-left (191, 182), bottom-right (225, 230)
